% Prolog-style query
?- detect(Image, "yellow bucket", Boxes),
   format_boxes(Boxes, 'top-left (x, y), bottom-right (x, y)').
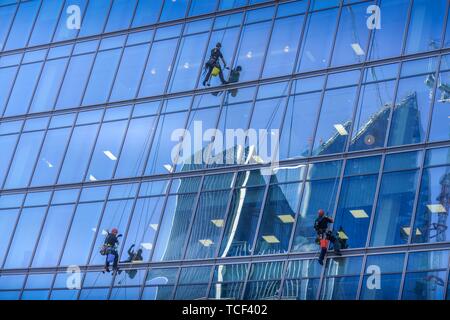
top-left (211, 67), bottom-right (220, 76)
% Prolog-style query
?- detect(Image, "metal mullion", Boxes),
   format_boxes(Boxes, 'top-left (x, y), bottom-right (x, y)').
top-left (315, 157), bottom-right (347, 300)
top-left (256, 1), bottom-right (279, 80)
top-left (425, 57), bottom-right (447, 144)
top-left (284, 159), bottom-right (310, 253)
top-left (179, 176), bottom-right (206, 261)
top-left (18, 190), bottom-right (58, 301)
top-left (397, 250), bottom-right (410, 300)
top-left (183, 182), bottom-right (235, 261)
top-left (248, 175), bottom-right (272, 256)
top-left (191, 16), bottom-right (216, 90)
top-left (0, 1), bottom-right (20, 52)
top-left (139, 179), bottom-right (176, 299)
top-left (16, 0), bottom-right (43, 53)
top-left (213, 174), bottom-right (240, 260)
top-left (305, 71), bottom-right (330, 158)
top-left (203, 263), bottom-right (217, 300)
top-left (0, 189), bottom-right (33, 271)
top-left (289, 0), bottom-right (311, 76)
top-left (75, 185), bottom-right (115, 300)
top-left (355, 252), bottom-right (368, 300)
top-left (405, 147), bottom-right (428, 246)
top-left (238, 262), bottom-right (252, 299)
top-left (161, 0), bottom-right (193, 97)
top-left (381, 58), bottom-right (404, 152)
top-left (106, 182), bottom-right (145, 300)
top-left (171, 264), bottom-right (186, 300)
top-left (364, 153), bottom-right (387, 249)
top-left (400, 0), bottom-right (415, 57)
top-left (344, 0), bottom-right (378, 154)
top-left (325, 0), bottom-right (343, 70)
top-left (24, 2), bottom-right (67, 117)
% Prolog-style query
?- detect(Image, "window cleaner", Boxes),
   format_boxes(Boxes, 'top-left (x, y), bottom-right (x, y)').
top-left (314, 209), bottom-right (342, 265)
top-left (203, 42), bottom-right (228, 86)
top-left (100, 228), bottom-right (122, 274)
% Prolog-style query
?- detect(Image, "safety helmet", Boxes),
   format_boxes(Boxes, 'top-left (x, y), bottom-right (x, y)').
top-left (216, 42), bottom-right (222, 48)
top-left (236, 65), bottom-right (242, 71)
top-left (111, 228), bottom-right (119, 235)
top-left (318, 209), bottom-right (325, 217)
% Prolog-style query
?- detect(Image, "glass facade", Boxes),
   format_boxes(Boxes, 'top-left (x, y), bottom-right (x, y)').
top-left (0, 0), bottom-right (449, 300)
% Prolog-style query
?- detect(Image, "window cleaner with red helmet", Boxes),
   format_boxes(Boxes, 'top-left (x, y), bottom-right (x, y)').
top-left (100, 228), bottom-right (122, 274)
top-left (314, 209), bottom-right (342, 265)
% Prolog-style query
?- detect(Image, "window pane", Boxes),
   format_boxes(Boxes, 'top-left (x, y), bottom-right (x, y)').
top-left (349, 80), bottom-right (395, 151)
top-left (370, 170), bottom-right (419, 247)
top-left (32, 205), bottom-right (74, 267)
top-left (369, 0), bottom-right (409, 60)
top-left (292, 178), bottom-right (340, 252)
top-left (83, 49), bottom-right (122, 105)
top-left (110, 44), bottom-right (150, 102)
top-left (321, 276), bottom-right (360, 300)
top-left (219, 186), bottom-right (266, 257)
top-left (159, 0), bottom-right (188, 22)
top-left (4, 62), bottom-right (42, 117)
top-left (79, 0), bottom-right (111, 37)
top-left (89, 200), bottom-right (133, 265)
top-left (85, 120), bottom-right (127, 182)
top-left (30, 58), bottom-right (68, 113)
top-left (189, 0), bottom-right (218, 16)
top-left (412, 166), bottom-right (450, 244)
top-left (60, 202), bottom-right (103, 266)
top-left (56, 54), bottom-right (95, 109)
top-left (152, 193), bottom-right (197, 261)
top-left (0, 209), bottom-right (19, 266)
top-left (144, 111), bottom-right (188, 175)
top-left (243, 280), bottom-right (281, 300)
top-left (405, 0), bottom-right (446, 54)
top-left (115, 116), bottom-right (157, 178)
top-left (0, 134), bottom-right (18, 187)
top-left (105, 0), bottom-right (137, 32)
top-left (168, 33), bottom-right (209, 92)
top-left (313, 86), bottom-right (357, 156)
top-left (121, 196), bottom-right (165, 262)
top-left (429, 70), bottom-right (450, 142)
top-left (4, 131), bottom-right (45, 189)
top-left (334, 174), bottom-right (378, 248)
top-left (282, 278), bottom-right (320, 300)
top-left (234, 21), bottom-right (272, 82)
top-left (297, 9), bottom-right (338, 72)
top-left (0, 4), bottom-right (16, 50)
top-left (4, 207), bottom-right (46, 269)
top-left (389, 74), bottom-right (434, 147)
top-left (53, 0), bottom-right (88, 42)
top-left (138, 39), bottom-right (178, 98)
top-left (58, 124), bottom-right (99, 184)
top-left (31, 128), bottom-right (71, 187)
top-left (331, 3), bottom-right (371, 66)
top-left (262, 15), bottom-right (304, 78)
top-left (402, 271), bottom-right (447, 300)
top-left (255, 183), bottom-right (302, 255)
top-left (4, 1), bottom-right (40, 50)
top-left (132, 0), bottom-right (163, 27)
top-left (0, 66), bottom-right (18, 116)
top-left (28, 0), bottom-right (64, 46)
top-left (279, 90), bottom-right (322, 160)
top-left (185, 190), bottom-right (231, 259)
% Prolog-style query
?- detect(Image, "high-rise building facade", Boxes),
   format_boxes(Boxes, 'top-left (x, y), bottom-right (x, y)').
top-left (0, 0), bottom-right (449, 300)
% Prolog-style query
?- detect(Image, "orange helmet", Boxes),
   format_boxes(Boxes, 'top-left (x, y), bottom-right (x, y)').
top-left (318, 209), bottom-right (325, 217)
top-left (111, 228), bottom-right (118, 235)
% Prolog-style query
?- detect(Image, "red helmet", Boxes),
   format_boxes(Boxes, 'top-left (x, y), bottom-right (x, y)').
top-left (111, 228), bottom-right (118, 235)
top-left (318, 209), bottom-right (325, 217)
